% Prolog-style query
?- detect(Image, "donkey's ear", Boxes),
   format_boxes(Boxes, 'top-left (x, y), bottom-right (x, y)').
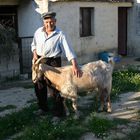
top-left (40, 58), bottom-right (47, 64)
top-left (35, 56), bottom-right (46, 64)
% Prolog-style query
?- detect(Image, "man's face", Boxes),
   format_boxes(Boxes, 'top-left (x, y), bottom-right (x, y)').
top-left (43, 17), bottom-right (56, 32)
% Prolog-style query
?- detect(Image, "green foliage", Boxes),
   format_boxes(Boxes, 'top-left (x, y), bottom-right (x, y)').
top-left (0, 100), bottom-right (133, 140)
top-left (87, 113), bottom-right (114, 138)
top-left (111, 68), bottom-right (140, 100)
top-left (0, 24), bottom-right (16, 57)
top-left (15, 117), bottom-right (87, 140)
top-left (0, 105), bottom-right (16, 112)
top-left (0, 104), bottom-right (38, 140)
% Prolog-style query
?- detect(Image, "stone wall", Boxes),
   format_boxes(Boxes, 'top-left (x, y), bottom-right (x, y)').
top-left (0, 49), bottom-right (20, 81)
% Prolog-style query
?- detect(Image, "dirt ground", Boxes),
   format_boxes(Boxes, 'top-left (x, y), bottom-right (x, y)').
top-left (0, 86), bottom-right (35, 117)
top-left (0, 83), bottom-right (140, 120)
top-left (0, 85), bottom-right (140, 140)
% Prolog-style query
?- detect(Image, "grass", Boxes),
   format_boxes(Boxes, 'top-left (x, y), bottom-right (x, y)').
top-left (0, 97), bottom-right (124, 140)
top-left (13, 112), bottom-right (129, 140)
top-left (0, 104), bottom-right (38, 140)
top-left (0, 101), bottom-right (128, 140)
top-left (14, 117), bottom-right (87, 140)
top-left (87, 113), bottom-right (114, 138)
top-left (0, 105), bottom-right (17, 112)
top-left (26, 99), bottom-right (37, 104)
top-left (111, 68), bottom-right (140, 101)
top-left (0, 67), bottom-right (140, 140)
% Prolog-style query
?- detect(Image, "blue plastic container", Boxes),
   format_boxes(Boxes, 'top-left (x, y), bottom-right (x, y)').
top-left (98, 52), bottom-right (109, 63)
top-left (113, 56), bottom-right (121, 63)
top-left (98, 51), bottom-right (121, 63)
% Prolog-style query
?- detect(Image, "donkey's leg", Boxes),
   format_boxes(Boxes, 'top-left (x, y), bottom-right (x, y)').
top-left (98, 88), bottom-right (110, 112)
top-left (101, 88), bottom-right (112, 113)
top-left (98, 88), bottom-right (104, 112)
top-left (106, 84), bottom-right (112, 113)
top-left (63, 99), bottom-right (70, 116)
top-left (71, 98), bottom-right (80, 119)
top-left (106, 95), bottom-right (112, 113)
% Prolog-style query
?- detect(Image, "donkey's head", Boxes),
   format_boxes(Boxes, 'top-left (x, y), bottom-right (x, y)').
top-left (32, 56), bottom-right (46, 83)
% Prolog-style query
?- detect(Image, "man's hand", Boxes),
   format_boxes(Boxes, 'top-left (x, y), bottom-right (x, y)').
top-left (71, 59), bottom-right (83, 78)
top-left (32, 50), bottom-right (38, 64)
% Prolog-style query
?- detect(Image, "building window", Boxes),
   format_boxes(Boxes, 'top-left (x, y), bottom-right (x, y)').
top-left (0, 6), bottom-right (17, 34)
top-left (80, 7), bottom-right (94, 37)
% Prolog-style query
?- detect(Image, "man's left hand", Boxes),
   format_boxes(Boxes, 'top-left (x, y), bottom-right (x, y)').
top-left (71, 58), bottom-right (83, 78)
top-left (72, 65), bottom-right (83, 78)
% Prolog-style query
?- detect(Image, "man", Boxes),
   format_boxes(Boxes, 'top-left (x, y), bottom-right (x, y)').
top-left (31, 11), bottom-right (81, 117)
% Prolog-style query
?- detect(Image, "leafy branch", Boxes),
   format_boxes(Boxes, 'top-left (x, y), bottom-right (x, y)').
top-left (0, 24), bottom-right (16, 58)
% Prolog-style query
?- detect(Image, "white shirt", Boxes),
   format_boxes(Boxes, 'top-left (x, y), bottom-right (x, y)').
top-left (31, 27), bottom-right (76, 61)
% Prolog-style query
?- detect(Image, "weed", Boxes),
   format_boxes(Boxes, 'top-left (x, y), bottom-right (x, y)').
top-left (0, 104), bottom-right (38, 140)
top-left (111, 69), bottom-right (140, 101)
top-left (0, 105), bottom-right (17, 112)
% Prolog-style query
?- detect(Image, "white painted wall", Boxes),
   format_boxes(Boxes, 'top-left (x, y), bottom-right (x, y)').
top-left (50, 2), bottom-right (118, 63)
top-left (127, 0), bottom-right (140, 56)
top-left (18, 0), bottom-right (42, 37)
top-left (17, 0), bottom-right (135, 65)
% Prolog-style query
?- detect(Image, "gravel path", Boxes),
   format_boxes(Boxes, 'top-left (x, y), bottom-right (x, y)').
top-left (0, 87), bottom-right (35, 117)
top-left (108, 91), bottom-right (140, 120)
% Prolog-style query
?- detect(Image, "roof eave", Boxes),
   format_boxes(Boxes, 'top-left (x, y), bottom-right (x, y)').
top-left (0, 0), bottom-right (20, 5)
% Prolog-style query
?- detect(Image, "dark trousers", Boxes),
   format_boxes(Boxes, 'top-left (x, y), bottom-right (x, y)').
top-left (34, 57), bottom-right (65, 117)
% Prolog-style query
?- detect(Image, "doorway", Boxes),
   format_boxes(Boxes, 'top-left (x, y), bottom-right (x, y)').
top-left (118, 7), bottom-right (127, 56)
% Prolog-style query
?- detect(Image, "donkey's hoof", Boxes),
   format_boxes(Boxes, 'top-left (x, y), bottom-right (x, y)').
top-left (107, 108), bottom-right (112, 113)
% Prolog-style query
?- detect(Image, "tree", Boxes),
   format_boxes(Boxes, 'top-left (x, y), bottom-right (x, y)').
top-left (0, 24), bottom-right (16, 58)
